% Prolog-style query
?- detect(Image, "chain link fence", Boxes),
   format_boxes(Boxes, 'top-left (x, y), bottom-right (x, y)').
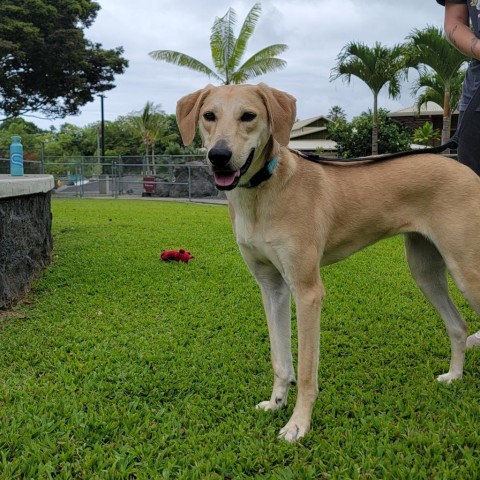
top-left (0, 155), bottom-right (227, 201)
top-left (1, 152), bottom-right (460, 201)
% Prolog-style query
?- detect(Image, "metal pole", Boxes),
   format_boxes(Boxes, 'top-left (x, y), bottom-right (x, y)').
top-left (113, 160), bottom-right (118, 198)
top-left (97, 125), bottom-right (101, 164)
top-left (98, 94), bottom-right (105, 158)
top-left (98, 94), bottom-right (106, 176)
top-left (40, 142), bottom-right (45, 174)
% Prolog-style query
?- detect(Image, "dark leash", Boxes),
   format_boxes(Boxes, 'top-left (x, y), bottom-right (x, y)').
top-left (291, 139), bottom-right (457, 166)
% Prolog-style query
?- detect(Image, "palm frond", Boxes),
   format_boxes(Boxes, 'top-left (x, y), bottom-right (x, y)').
top-left (331, 42), bottom-right (374, 84)
top-left (416, 90), bottom-right (444, 112)
top-left (331, 41), bottom-right (408, 98)
top-left (412, 69), bottom-right (465, 112)
top-left (228, 3), bottom-right (262, 74)
top-left (210, 7), bottom-right (237, 81)
top-left (387, 76), bottom-right (401, 99)
top-left (407, 25), bottom-right (468, 81)
top-left (149, 50), bottom-right (222, 82)
top-left (231, 44), bottom-right (287, 83)
top-left (231, 58), bottom-right (287, 84)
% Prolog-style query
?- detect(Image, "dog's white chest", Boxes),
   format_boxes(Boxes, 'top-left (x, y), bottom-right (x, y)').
top-left (234, 213), bottom-right (282, 266)
top-left (229, 193), bottom-right (284, 265)
top-left (232, 209), bottom-right (259, 242)
top-left (234, 214), bottom-right (258, 247)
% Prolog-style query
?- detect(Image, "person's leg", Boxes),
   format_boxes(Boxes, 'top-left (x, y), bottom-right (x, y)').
top-left (456, 110), bottom-right (480, 175)
top-left (456, 108), bottom-right (480, 347)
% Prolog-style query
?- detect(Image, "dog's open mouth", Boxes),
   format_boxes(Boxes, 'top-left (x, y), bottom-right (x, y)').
top-left (213, 170), bottom-right (241, 189)
top-left (213, 149), bottom-right (255, 191)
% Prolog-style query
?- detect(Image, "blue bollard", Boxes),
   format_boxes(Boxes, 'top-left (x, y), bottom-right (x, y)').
top-left (10, 135), bottom-right (24, 176)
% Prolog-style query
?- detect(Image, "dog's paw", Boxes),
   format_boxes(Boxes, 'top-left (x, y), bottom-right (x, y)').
top-left (437, 371), bottom-right (462, 384)
top-left (278, 418), bottom-right (310, 443)
top-left (255, 397), bottom-right (286, 411)
top-left (466, 332), bottom-right (480, 349)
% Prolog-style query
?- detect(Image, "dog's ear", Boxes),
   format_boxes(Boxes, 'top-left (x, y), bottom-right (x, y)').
top-left (176, 85), bottom-right (213, 146)
top-left (257, 83), bottom-right (297, 146)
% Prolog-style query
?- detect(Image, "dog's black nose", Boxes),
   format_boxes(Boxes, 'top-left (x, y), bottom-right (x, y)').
top-left (208, 145), bottom-right (232, 168)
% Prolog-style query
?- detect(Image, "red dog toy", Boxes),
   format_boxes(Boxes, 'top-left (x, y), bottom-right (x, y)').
top-left (160, 249), bottom-right (194, 263)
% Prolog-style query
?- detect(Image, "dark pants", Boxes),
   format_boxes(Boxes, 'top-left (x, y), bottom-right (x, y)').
top-left (456, 110), bottom-right (480, 175)
top-left (455, 80), bottom-right (480, 175)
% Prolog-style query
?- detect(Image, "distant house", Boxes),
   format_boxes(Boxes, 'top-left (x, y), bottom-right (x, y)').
top-left (288, 116), bottom-right (337, 156)
top-left (388, 102), bottom-right (459, 146)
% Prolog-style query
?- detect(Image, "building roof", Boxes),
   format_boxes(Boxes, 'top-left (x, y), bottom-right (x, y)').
top-left (389, 101), bottom-right (459, 117)
top-left (292, 115), bottom-right (330, 130)
top-left (290, 116), bottom-right (331, 138)
top-left (289, 115), bottom-right (337, 152)
top-left (288, 139), bottom-right (337, 152)
top-left (290, 126), bottom-right (327, 139)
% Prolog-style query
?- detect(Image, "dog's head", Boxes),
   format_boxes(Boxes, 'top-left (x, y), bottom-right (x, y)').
top-left (176, 83), bottom-right (296, 190)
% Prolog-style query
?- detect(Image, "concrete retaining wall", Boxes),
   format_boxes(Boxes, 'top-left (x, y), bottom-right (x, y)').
top-left (0, 175), bottom-right (54, 309)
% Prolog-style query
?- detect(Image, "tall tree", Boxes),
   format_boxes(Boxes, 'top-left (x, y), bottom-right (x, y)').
top-left (0, 117), bottom-right (44, 159)
top-left (407, 26), bottom-right (468, 144)
top-left (330, 41), bottom-right (410, 155)
top-left (327, 109), bottom-right (411, 158)
top-left (126, 102), bottom-right (177, 173)
top-left (327, 105), bottom-right (347, 122)
top-left (149, 3), bottom-right (287, 84)
top-left (0, 0), bottom-right (128, 120)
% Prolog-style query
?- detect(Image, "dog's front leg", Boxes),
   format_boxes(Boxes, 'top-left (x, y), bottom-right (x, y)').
top-left (242, 252), bottom-right (296, 411)
top-left (279, 278), bottom-right (324, 442)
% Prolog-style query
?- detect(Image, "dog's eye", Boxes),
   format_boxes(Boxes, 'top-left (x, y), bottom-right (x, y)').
top-left (241, 112), bottom-right (256, 122)
top-left (203, 111), bottom-right (216, 122)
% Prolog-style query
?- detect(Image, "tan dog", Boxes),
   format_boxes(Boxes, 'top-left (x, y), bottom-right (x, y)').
top-left (176, 83), bottom-right (480, 442)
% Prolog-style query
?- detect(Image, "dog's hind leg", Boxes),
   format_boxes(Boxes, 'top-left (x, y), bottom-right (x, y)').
top-left (438, 242), bottom-right (480, 350)
top-left (247, 259), bottom-right (296, 411)
top-left (404, 233), bottom-right (467, 383)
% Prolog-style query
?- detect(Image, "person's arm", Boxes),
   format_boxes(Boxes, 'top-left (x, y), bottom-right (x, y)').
top-left (444, 2), bottom-right (480, 60)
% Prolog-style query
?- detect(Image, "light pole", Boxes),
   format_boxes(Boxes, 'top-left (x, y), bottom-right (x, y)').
top-left (98, 94), bottom-right (105, 159)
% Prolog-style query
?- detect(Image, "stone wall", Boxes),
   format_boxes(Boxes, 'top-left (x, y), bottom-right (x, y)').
top-left (0, 175), bottom-right (54, 309)
top-left (153, 162), bottom-right (225, 199)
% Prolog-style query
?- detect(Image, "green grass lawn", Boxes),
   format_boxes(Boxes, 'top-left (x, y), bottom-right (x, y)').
top-left (1, 198), bottom-right (479, 479)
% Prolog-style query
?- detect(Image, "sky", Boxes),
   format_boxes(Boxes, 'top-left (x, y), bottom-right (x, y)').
top-left (30, 0), bottom-right (446, 130)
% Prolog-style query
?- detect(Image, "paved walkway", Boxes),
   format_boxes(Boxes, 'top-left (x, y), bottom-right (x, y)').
top-left (121, 196), bottom-right (228, 206)
top-left (52, 193), bottom-right (228, 206)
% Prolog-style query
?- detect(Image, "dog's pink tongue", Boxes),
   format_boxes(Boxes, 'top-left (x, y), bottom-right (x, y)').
top-left (214, 171), bottom-right (239, 187)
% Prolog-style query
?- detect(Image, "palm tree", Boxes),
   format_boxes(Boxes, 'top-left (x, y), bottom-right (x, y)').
top-left (407, 26), bottom-right (468, 144)
top-left (411, 70), bottom-right (464, 114)
top-left (328, 105), bottom-right (347, 122)
top-left (330, 41), bottom-right (410, 155)
top-left (149, 3), bottom-right (287, 84)
top-left (127, 102), bottom-right (177, 174)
